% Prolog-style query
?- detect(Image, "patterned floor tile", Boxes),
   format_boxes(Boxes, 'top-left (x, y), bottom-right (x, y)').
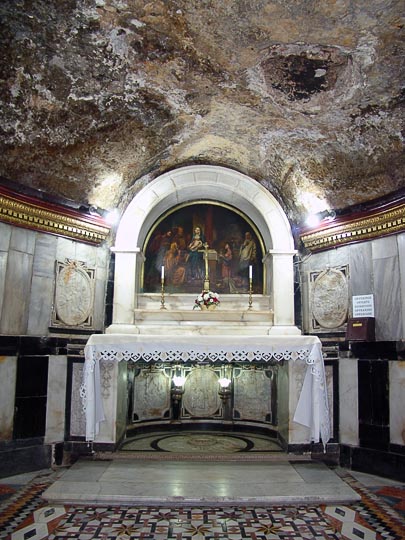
top-left (370, 486), bottom-right (405, 519)
top-left (1, 468), bottom-right (404, 540)
top-left (0, 485), bottom-right (18, 504)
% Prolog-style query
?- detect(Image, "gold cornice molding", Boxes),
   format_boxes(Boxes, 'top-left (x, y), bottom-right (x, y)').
top-left (0, 186), bottom-right (111, 245)
top-left (300, 199), bottom-right (405, 252)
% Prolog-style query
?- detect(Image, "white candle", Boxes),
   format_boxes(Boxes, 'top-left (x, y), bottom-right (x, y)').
top-left (249, 265), bottom-right (252, 279)
top-left (161, 265), bottom-right (165, 280)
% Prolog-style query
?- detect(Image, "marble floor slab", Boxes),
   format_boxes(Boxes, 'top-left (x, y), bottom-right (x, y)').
top-left (42, 459), bottom-right (361, 507)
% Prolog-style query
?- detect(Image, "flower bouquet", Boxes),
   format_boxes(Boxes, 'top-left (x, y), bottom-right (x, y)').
top-left (193, 290), bottom-right (220, 310)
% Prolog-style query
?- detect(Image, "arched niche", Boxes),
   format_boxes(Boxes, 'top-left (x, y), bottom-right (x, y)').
top-left (109, 165), bottom-right (298, 334)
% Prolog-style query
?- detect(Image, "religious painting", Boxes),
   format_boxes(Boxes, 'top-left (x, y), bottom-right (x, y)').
top-left (143, 203), bottom-right (263, 294)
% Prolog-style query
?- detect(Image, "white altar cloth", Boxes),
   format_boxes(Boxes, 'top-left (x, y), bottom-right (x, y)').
top-left (82, 334), bottom-right (331, 446)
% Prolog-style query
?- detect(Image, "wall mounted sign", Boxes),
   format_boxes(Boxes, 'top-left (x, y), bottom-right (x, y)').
top-left (352, 294), bottom-right (375, 318)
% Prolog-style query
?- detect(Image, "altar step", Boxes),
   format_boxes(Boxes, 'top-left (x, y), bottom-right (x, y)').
top-left (93, 451), bottom-right (311, 462)
top-left (42, 459), bottom-right (361, 507)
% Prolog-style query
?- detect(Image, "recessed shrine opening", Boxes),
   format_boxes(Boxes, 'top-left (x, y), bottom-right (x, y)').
top-left (122, 359), bottom-right (283, 453)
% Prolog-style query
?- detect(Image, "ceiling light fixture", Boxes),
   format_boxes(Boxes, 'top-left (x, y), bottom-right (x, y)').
top-left (305, 209), bottom-right (336, 228)
top-left (104, 208), bottom-right (120, 225)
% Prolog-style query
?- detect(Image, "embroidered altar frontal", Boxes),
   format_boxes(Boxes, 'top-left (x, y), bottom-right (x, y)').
top-left (82, 334), bottom-right (331, 447)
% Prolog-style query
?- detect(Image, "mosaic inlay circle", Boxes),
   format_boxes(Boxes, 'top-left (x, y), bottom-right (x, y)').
top-left (156, 434), bottom-right (249, 453)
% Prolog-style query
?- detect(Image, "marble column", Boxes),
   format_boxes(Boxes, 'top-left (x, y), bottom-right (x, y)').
top-left (109, 248), bottom-right (143, 330)
top-left (389, 360), bottom-right (405, 447)
top-left (0, 356), bottom-right (17, 440)
top-left (95, 359), bottom-right (128, 446)
top-left (266, 250), bottom-right (300, 334)
top-left (339, 357), bottom-right (359, 446)
top-left (45, 355), bottom-right (67, 443)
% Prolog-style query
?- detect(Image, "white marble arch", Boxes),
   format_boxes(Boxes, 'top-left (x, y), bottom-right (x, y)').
top-left (110, 165), bottom-right (298, 334)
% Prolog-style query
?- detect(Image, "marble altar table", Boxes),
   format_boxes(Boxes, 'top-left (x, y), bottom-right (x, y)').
top-left (82, 334), bottom-right (331, 447)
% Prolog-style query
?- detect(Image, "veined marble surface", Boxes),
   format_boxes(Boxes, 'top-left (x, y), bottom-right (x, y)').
top-left (0, 356), bottom-right (16, 440)
top-left (389, 360), bottom-right (405, 446)
top-left (339, 358), bottom-right (359, 446)
top-left (45, 355), bottom-right (68, 443)
top-left (42, 459), bottom-right (360, 506)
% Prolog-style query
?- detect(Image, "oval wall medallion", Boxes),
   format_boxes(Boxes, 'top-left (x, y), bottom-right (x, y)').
top-left (311, 268), bottom-right (348, 328)
top-left (55, 260), bottom-right (94, 326)
top-left (183, 368), bottom-right (220, 417)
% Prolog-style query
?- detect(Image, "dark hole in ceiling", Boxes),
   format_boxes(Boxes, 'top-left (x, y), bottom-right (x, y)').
top-left (265, 55), bottom-right (331, 100)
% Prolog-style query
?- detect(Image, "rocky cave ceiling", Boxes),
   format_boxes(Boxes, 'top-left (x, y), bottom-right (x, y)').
top-left (0, 0), bottom-right (404, 226)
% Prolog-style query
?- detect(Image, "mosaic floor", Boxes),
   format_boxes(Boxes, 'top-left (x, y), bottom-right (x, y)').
top-left (0, 467), bottom-right (404, 540)
top-left (121, 431), bottom-right (282, 453)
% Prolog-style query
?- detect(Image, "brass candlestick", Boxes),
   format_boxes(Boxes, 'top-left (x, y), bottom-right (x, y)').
top-left (248, 278), bottom-right (253, 310)
top-left (203, 242), bottom-right (210, 291)
top-left (160, 278), bottom-right (166, 309)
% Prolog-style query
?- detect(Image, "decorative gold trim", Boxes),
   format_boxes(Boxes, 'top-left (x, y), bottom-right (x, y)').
top-left (0, 188), bottom-right (111, 245)
top-left (300, 201), bottom-right (405, 252)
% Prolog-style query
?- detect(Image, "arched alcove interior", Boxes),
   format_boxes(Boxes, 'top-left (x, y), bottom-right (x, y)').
top-left (111, 165), bottom-right (298, 331)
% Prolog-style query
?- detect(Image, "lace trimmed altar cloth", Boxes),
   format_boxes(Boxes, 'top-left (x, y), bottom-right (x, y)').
top-left (82, 334), bottom-right (331, 445)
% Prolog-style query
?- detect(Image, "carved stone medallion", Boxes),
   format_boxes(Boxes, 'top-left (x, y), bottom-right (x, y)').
top-left (133, 370), bottom-right (170, 421)
top-left (311, 267), bottom-right (348, 329)
top-left (52, 259), bottom-right (95, 328)
top-left (183, 367), bottom-right (220, 417)
top-left (233, 369), bottom-right (271, 421)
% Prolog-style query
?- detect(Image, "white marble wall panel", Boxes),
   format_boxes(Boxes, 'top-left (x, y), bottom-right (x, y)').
top-left (389, 360), bottom-right (405, 446)
top-left (76, 242), bottom-right (97, 267)
top-left (27, 235), bottom-right (58, 334)
top-left (348, 243), bottom-right (373, 299)
top-left (70, 363), bottom-right (86, 437)
top-left (93, 277), bottom-right (107, 330)
top-left (325, 364), bottom-right (334, 435)
top-left (397, 233), bottom-right (405, 338)
top-left (32, 235), bottom-right (57, 277)
top-left (45, 355), bottom-right (68, 443)
top-left (116, 361), bottom-right (128, 443)
top-left (326, 245), bottom-right (350, 269)
top-left (96, 246), bottom-right (109, 270)
top-left (0, 222), bottom-right (11, 251)
top-left (0, 250), bottom-right (33, 334)
top-left (299, 264), bottom-right (312, 333)
top-left (372, 235), bottom-right (398, 259)
top-left (96, 360), bottom-right (119, 444)
top-left (339, 358), bottom-right (359, 446)
top-left (277, 362), bottom-right (289, 443)
top-left (10, 227), bottom-right (36, 254)
top-left (0, 251), bottom-right (8, 320)
top-left (27, 275), bottom-right (55, 334)
top-left (304, 250), bottom-right (330, 272)
top-left (56, 236), bottom-right (78, 261)
top-left (0, 356), bottom-right (17, 440)
top-left (373, 256), bottom-right (401, 340)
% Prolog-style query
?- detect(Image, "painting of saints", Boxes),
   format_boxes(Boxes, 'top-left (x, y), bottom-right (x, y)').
top-left (143, 204), bottom-right (262, 294)
top-left (186, 226), bottom-right (205, 282)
